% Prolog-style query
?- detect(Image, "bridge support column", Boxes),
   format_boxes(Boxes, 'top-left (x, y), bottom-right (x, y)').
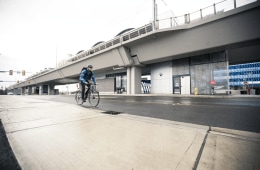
top-left (18, 88), bottom-right (22, 95)
top-left (31, 86), bottom-right (37, 95)
top-left (127, 68), bottom-right (131, 94)
top-left (127, 66), bottom-right (141, 94)
top-left (39, 85), bottom-right (49, 95)
top-left (21, 87), bottom-right (26, 95)
top-left (28, 86), bottom-right (32, 95)
top-left (48, 85), bottom-right (55, 95)
top-left (14, 88), bottom-right (22, 95)
top-left (39, 85), bottom-right (43, 95)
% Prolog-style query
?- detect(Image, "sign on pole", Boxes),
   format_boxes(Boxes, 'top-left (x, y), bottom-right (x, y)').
top-left (210, 80), bottom-right (216, 85)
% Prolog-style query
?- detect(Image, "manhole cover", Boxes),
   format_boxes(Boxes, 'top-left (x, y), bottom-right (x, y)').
top-left (102, 111), bottom-right (121, 115)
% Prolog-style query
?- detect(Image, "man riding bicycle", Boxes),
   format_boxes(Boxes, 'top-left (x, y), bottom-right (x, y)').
top-left (79, 65), bottom-right (96, 102)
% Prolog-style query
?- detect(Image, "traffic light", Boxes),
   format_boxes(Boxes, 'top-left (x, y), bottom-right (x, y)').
top-left (22, 70), bottom-right (25, 76)
top-left (9, 70), bottom-right (13, 75)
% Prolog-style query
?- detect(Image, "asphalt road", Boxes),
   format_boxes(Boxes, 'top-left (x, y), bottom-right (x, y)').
top-left (25, 95), bottom-right (260, 133)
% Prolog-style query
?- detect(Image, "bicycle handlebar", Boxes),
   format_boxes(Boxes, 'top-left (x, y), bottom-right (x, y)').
top-left (85, 82), bottom-right (98, 85)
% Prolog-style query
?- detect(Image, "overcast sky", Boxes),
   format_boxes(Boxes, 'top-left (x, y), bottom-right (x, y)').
top-left (0, 0), bottom-right (237, 87)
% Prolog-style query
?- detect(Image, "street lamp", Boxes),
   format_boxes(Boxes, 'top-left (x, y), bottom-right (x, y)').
top-left (153, 0), bottom-right (158, 29)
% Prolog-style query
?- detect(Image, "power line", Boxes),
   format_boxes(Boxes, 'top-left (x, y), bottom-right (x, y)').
top-left (161, 0), bottom-right (167, 6)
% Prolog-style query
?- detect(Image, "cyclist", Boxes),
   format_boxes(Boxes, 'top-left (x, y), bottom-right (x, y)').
top-left (79, 65), bottom-right (96, 102)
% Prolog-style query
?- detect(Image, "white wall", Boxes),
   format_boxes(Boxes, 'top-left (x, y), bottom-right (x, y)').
top-left (151, 61), bottom-right (173, 94)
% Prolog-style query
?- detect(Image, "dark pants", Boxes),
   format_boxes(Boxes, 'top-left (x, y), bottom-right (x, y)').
top-left (81, 82), bottom-right (90, 99)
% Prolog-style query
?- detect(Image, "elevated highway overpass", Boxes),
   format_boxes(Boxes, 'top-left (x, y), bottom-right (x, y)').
top-left (9, 1), bottom-right (260, 95)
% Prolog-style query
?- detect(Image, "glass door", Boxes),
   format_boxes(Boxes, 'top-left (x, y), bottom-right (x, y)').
top-left (173, 77), bottom-right (180, 94)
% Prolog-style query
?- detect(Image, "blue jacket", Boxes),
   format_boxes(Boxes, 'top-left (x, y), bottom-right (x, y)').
top-left (79, 69), bottom-right (96, 84)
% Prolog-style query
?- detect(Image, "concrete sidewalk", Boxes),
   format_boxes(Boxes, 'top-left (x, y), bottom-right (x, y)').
top-left (0, 96), bottom-right (259, 170)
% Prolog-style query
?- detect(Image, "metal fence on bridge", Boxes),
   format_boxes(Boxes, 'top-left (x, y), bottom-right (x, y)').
top-left (22, 0), bottom-right (258, 82)
top-left (66, 0), bottom-right (257, 66)
top-left (158, 0), bottom-right (257, 29)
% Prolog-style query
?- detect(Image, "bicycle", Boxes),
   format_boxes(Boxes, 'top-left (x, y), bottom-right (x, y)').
top-left (75, 83), bottom-right (100, 107)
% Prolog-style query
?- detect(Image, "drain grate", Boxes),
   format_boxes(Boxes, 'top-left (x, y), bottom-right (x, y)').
top-left (102, 111), bottom-right (121, 115)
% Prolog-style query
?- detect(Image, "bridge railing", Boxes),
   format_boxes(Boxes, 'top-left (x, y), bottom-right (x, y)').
top-left (48, 0), bottom-right (259, 69)
top-left (66, 0), bottom-right (257, 66)
top-left (10, 0), bottom-right (258, 88)
top-left (157, 0), bottom-right (257, 29)
top-left (67, 23), bottom-right (154, 63)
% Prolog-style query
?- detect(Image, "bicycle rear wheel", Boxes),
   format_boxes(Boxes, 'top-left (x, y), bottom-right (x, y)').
top-left (75, 91), bottom-right (83, 105)
top-left (88, 91), bottom-right (100, 107)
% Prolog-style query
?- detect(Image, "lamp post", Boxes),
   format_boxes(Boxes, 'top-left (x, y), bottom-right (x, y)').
top-left (56, 46), bottom-right (58, 68)
top-left (153, 0), bottom-right (158, 29)
top-left (153, 0), bottom-right (157, 22)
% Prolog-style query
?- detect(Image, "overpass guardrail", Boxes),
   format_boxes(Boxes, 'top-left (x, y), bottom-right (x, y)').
top-left (66, 0), bottom-right (257, 65)
top-left (20, 0), bottom-right (258, 84)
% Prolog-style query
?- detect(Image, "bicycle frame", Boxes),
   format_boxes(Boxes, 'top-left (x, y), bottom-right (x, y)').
top-left (84, 83), bottom-right (97, 96)
top-left (75, 83), bottom-right (100, 107)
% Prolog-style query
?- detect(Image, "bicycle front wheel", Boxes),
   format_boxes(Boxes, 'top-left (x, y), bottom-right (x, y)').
top-left (88, 91), bottom-right (100, 107)
top-left (75, 91), bottom-right (83, 105)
